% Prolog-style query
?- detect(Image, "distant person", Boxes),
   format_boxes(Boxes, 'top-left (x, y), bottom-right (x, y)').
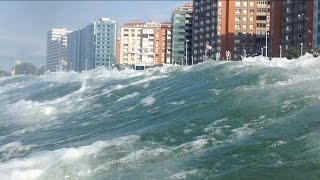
top-left (11, 67), bottom-right (15, 76)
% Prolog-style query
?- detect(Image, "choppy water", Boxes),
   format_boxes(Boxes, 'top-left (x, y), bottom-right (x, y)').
top-left (1, 55), bottom-right (320, 179)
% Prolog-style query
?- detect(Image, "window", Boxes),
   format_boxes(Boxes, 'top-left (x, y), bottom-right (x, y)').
top-left (286, 17), bottom-right (292, 22)
top-left (286, 45), bottom-right (291, 50)
top-left (286, 26), bottom-right (292, 31)
top-left (257, 16), bottom-right (266, 20)
top-left (287, 7), bottom-right (292, 13)
top-left (286, 35), bottom-right (291, 40)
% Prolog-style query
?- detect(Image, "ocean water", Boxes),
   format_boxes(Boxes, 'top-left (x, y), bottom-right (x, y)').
top-left (1, 55), bottom-right (320, 179)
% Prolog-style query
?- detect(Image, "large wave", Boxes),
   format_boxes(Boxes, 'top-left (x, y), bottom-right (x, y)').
top-left (1, 54), bottom-right (320, 179)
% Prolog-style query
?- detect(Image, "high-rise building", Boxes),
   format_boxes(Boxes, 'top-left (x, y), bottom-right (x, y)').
top-left (116, 38), bottom-right (121, 65)
top-left (270, 0), bottom-right (315, 57)
top-left (67, 30), bottom-right (81, 72)
top-left (46, 28), bottom-right (71, 71)
top-left (171, 3), bottom-right (193, 65)
top-left (313, 0), bottom-right (319, 48)
top-left (67, 18), bottom-right (117, 72)
top-left (192, 0), bottom-right (270, 62)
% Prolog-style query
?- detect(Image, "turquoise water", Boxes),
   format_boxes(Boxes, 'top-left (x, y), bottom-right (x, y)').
top-left (1, 55), bottom-right (320, 179)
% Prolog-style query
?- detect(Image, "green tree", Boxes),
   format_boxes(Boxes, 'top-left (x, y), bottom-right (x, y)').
top-left (284, 48), bottom-right (300, 60)
top-left (306, 48), bottom-right (320, 57)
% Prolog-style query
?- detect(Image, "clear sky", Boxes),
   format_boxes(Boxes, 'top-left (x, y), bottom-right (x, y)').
top-left (0, 1), bottom-right (190, 71)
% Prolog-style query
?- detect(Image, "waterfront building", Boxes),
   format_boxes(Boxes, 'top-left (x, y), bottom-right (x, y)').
top-left (67, 18), bottom-right (117, 72)
top-left (171, 3), bottom-right (193, 65)
top-left (154, 22), bottom-right (172, 64)
top-left (116, 38), bottom-right (121, 65)
top-left (314, 0), bottom-right (319, 48)
top-left (120, 21), bottom-right (172, 66)
top-left (270, 0), bottom-right (315, 57)
top-left (46, 28), bottom-right (71, 71)
top-left (192, 0), bottom-right (270, 62)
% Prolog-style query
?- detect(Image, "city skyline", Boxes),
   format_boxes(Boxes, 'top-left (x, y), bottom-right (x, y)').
top-left (0, 1), bottom-right (189, 71)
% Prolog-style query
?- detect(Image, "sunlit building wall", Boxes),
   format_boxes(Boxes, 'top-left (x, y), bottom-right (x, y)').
top-left (46, 28), bottom-right (71, 72)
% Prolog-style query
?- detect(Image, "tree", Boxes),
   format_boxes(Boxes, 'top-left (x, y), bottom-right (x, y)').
top-left (284, 48), bottom-right (300, 60)
top-left (306, 48), bottom-right (320, 57)
top-left (15, 63), bottom-right (45, 75)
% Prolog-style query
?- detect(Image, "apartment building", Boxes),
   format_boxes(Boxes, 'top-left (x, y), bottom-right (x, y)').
top-left (154, 22), bottom-right (172, 64)
top-left (270, 0), bottom-right (315, 57)
top-left (120, 21), bottom-right (172, 65)
top-left (171, 3), bottom-right (193, 65)
top-left (67, 18), bottom-right (117, 72)
top-left (192, 0), bottom-right (270, 62)
top-left (46, 28), bottom-right (71, 71)
top-left (314, 0), bottom-right (319, 48)
top-left (116, 38), bottom-right (121, 64)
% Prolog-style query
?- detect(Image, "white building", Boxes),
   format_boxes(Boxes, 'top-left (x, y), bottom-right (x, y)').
top-left (46, 28), bottom-right (71, 72)
top-left (120, 21), bottom-right (161, 66)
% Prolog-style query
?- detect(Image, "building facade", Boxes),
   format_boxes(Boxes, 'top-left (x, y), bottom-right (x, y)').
top-left (116, 38), bottom-right (121, 64)
top-left (172, 3), bottom-right (193, 65)
top-left (46, 28), bottom-right (70, 71)
top-left (67, 18), bottom-right (117, 72)
top-left (315, 0), bottom-right (320, 48)
top-left (120, 21), bottom-right (171, 66)
top-left (154, 22), bottom-right (172, 64)
top-left (192, 0), bottom-right (270, 62)
top-left (270, 0), bottom-right (315, 57)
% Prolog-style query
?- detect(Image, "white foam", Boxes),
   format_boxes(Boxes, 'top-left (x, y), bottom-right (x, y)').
top-left (269, 140), bottom-right (287, 148)
top-left (231, 125), bottom-right (254, 139)
top-left (0, 135), bottom-right (139, 180)
top-left (141, 95), bottom-right (156, 106)
top-left (242, 53), bottom-right (320, 70)
top-left (2, 99), bottom-right (58, 125)
top-left (211, 88), bottom-right (223, 96)
top-left (0, 141), bottom-right (38, 161)
top-left (130, 75), bottom-right (167, 86)
top-left (117, 147), bottom-right (170, 164)
top-left (168, 101), bottom-right (185, 106)
top-left (175, 139), bottom-right (209, 153)
top-left (117, 92), bottom-right (140, 102)
top-left (94, 147), bottom-right (171, 173)
top-left (102, 84), bottom-right (127, 95)
top-left (183, 129), bottom-right (192, 134)
top-left (168, 170), bottom-right (198, 179)
top-left (1, 79), bottom-right (93, 126)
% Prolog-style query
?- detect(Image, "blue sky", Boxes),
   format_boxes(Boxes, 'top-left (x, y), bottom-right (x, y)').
top-left (0, 1), bottom-right (189, 71)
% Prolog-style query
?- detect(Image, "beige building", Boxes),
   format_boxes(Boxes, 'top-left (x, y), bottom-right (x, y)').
top-left (120, 21), bottom-right (172, 66)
